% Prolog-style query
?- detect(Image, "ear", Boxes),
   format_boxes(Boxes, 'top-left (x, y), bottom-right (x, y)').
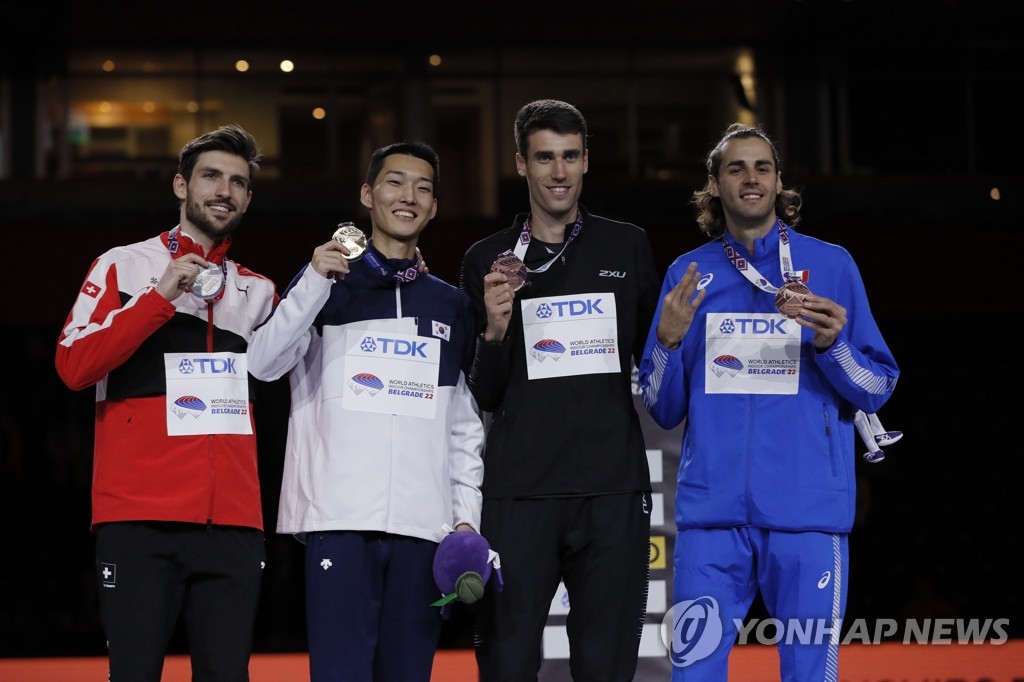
top-left (582, 148), bottom-right (589, 175)
top-left (709, 175), bottom-right (719, 197)
top-left (359, 183), bottom-right (372, 210)
top-left (515, 153), bottom-right (526, 177)
top-left (428, 198), bottom-right (437, 221)
top-left (775, 173), bottom-right (783, 194)
top-left (173, 174), bottom-right (187, 201)
top-left (240, 190), bottom-right (252, 214)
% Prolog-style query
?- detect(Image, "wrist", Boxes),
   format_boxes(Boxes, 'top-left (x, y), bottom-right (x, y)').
top-left (657, 333), bottom-right (681, 351)
top-left (482, 328), bottom-right (506, 344)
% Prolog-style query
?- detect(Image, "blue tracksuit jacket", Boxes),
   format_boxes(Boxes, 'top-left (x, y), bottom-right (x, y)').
top-left (639, 223), bottom-right (899, 533)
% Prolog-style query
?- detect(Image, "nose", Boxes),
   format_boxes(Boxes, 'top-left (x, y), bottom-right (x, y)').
top-left (550, 157), bottom-right (568, 180)
top-left (399, 182), bottom-right (416, 203)
top-left (214, 177), bottom-right (232, 197)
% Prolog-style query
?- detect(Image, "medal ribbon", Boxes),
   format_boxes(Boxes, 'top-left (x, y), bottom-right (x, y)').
top-left (721, 219), bottom-right (807, 293)
top-left (363, 244), bottom-right (420, 283)
top-left (508, 210), bottom-right (584, 274)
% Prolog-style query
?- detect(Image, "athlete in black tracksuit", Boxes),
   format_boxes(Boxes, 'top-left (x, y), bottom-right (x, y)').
top-left (461, 206), bottom-right (661, 680)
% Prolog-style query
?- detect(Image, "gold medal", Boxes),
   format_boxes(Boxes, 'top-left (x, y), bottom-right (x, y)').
top-left (332, 222), bottom-right (368, 261)
top-left (775, 281), bottom-right (811, 318)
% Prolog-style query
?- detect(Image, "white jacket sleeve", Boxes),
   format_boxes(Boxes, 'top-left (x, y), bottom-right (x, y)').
top-left (248, 265), bottom-right (334, 381)
top-left (449, 370), bottom-right (485, 531)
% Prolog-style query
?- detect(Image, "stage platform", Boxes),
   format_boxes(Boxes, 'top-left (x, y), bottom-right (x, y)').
top-left (1, 642), bottom-right (1021, 680)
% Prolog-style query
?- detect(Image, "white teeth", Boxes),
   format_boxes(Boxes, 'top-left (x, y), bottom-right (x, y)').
top-left (395, 211), bottom-right (414, 218)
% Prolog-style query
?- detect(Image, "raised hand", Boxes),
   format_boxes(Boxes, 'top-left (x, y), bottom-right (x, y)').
top-left (656, 262), bottom-right (706, 350)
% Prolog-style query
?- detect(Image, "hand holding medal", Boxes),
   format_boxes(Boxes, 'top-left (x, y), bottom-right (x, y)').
top-left (480, 251), bottom-right (525, 343)
top-left (332, 221), bottom-right (368, 261)
top-left (156, 252), bottom-right (222, 303)
top-left (775, 281), bottom-right (811, 318)
top-left (489, 252), bottom-right (528, 292)
top-left (192, 262), bottom-right (226, 299)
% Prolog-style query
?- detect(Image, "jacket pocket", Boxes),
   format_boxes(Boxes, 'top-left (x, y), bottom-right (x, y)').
top-left (822, 403), bottom-right (837, 477)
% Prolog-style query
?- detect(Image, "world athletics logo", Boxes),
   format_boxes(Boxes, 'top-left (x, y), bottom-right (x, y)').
top-left (348, 373), bottom-right (384, 396)
top-left (529, 339), bottom-right (566, 363)
top-left (709, 355), bottom-right (743, 378)
top-left (170, 395), bottom-right (206, 419)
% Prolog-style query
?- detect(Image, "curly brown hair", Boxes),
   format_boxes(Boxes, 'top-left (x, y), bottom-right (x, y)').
top-left (691, 123), bottom-right (802, 239)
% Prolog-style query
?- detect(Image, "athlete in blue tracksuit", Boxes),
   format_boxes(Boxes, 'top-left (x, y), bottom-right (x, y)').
top-left (639, 124), bottom-right (899, 681)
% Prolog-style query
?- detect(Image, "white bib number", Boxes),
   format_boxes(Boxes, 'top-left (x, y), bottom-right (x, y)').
top-left (340, 327), bottom-right (440, 419)
top-left (165, 352), bottom-right (252, 435)
top-left (704, 312), bottom-right (801, 395)
top-left (521, 292), bottom-right (620, 380)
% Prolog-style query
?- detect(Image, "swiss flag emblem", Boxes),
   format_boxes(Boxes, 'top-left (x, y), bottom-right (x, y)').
top-left (81, 281), bottom-right (100, 298)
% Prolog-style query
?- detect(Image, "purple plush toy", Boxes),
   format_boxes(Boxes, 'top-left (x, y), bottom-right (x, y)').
top-left (432, 530), bottom-right (503, 609)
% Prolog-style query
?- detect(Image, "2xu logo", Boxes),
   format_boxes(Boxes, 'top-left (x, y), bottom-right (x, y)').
top-left (599, 270), bottom-right (626, 278)
top-left (660, 596), bottom-right (724, 668)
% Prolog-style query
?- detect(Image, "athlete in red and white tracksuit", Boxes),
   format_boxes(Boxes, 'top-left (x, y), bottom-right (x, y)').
top-left (56, 124), bottom-right (278, 682)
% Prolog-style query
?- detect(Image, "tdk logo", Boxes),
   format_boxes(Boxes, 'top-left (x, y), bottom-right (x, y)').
top-left (724, 318), bottom-right (789, 334)
top-left (536, 298), bottom-right (604, 319)
top-left (178, 358), bottom-right (238, 374)
top-left (360, 336), bottom-right (427, 358)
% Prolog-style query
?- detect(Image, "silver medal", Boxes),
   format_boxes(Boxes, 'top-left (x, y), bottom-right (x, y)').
top-left (193, 263), bottom-right (225, 299)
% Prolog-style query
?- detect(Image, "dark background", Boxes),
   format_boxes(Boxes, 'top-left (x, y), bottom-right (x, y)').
top-left (1, 0), bottom-right (1022, 661)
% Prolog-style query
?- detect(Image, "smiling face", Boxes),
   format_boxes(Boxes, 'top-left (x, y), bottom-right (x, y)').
top-left (516, 129), bottom-right (588, 229)
top-left (173, 150), bottom-right (252, 249)
top-left (360, 153), bottom-right (437, 259)
top-left (709, 136), bottom-right (782, 236)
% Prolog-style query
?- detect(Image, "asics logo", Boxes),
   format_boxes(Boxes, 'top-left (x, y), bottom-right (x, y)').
top-left (817, 571), bottom-right (831, 589)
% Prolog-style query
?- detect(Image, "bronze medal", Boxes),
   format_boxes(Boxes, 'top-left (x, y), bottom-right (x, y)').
top-left (490, 253), bottom-right (528, 292)
top-left (775, 281), bottom-right (811, 318)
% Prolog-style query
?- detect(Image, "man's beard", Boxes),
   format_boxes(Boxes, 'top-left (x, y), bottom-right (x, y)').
top-left (184, 197), bottom-right (244, 243)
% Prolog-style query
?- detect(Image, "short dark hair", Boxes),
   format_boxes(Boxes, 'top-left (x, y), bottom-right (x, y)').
top-left (513, 99), bottom-right (588, 157)
top-left (177, 124), bottom-right (262, 188)
top-left (691, 123), bottom-right (803, 239)
top-left (365, 141), bottom-right (440, 189)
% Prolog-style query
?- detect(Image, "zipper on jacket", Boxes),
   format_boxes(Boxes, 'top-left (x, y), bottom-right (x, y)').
top-left (744, 395), bottom-right (754, 524)
top-left (823, 403), bottom-right (837, 477)
top-left (206, 304), bottom-right (215, 352)
top-left (207, 303), bottom-right (216, 524)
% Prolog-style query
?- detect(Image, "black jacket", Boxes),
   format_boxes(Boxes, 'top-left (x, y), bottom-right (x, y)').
top-left (460, 207), bottom-right (661, 499)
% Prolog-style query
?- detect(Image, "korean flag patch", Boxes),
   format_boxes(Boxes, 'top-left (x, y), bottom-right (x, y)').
top-left (432, 320), bottom-right (451, 342)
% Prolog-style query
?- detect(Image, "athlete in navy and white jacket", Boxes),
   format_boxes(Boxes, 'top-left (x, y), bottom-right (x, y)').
top-left (639, 125), bottom-right (899, 681)
top-left (248, 250), bottom-right (483, 543)
top-left (247, 142), bottom-right (483, 682)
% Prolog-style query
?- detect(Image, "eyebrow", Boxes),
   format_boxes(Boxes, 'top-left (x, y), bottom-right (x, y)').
top-left (532, 147), bottom-right (581, 157)
top-left (384, 169), bottom-right (433, 184)
top-left (197, 165), bottom-right (251, 187)
top-left (725, 158), bottom-right (773, 167)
